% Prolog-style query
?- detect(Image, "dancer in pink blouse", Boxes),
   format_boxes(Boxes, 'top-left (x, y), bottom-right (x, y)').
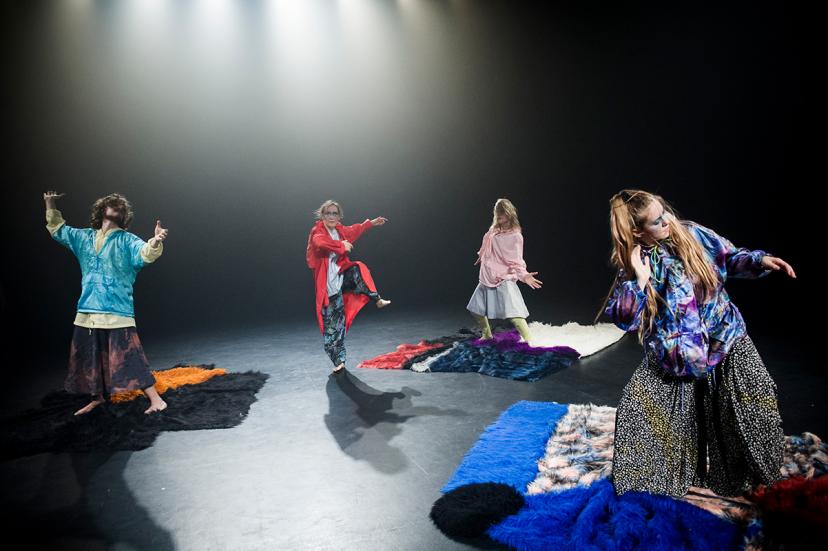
top-left (467, 199), bottom-right (542, 344)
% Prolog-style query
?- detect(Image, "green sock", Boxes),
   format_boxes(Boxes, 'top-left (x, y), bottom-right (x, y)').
top-left (473, 314), bottom-right (493, 339)
top-left (510, 318), bottom-right (532, 343)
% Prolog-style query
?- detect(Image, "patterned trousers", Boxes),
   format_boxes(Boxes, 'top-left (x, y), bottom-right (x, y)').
top-left (321, 265), bottom-right (380, 367)
top-left (612, 336), bottom-right (784, 497)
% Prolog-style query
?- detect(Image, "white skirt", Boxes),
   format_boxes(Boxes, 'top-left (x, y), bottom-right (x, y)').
top-left (466, 280), bottom-right (529, 319)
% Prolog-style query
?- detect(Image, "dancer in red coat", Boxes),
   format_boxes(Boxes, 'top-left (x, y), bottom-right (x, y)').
top-left (306, 200), bottom-right (391, 373)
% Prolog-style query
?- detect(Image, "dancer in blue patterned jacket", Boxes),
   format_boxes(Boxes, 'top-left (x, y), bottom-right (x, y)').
top-left (603, 189), bottom-right (796, 497)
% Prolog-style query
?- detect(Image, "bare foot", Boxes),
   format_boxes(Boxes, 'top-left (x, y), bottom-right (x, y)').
top-left (376, 299), bottom-right (391, 309)
top-left (144, 400), bottom-right (167, 414)
top-left (332, 363), bottom-right (345, 374)
top-left (74, 398), bottom-right (105, 416)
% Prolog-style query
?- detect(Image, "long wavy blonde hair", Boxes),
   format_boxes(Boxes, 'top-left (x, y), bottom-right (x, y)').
top-left (490, 198), bottom-right (520, 232)
top-left (600, 189), bottom-right (719, 341)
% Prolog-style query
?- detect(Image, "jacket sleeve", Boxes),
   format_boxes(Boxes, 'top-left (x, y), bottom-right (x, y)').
top-left (689, 223), bottom-right (768, 280)
top-left (338, 220), bottom-right (373, 243)
top-left (501, 232), bottom-right (529, 280)
top-left (47, 209), bottom-right (86, 258)
top-left (605, 272), bottom-right (647, 332)
top-left (311, 228), bottom-right (347, 255)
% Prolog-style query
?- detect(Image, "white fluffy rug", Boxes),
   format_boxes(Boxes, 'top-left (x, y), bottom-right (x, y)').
top-left (528, 321), bottom-right (626, 357)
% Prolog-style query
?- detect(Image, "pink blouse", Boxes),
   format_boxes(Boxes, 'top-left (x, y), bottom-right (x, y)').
top-left (475, 228), bottom-right (529, 287)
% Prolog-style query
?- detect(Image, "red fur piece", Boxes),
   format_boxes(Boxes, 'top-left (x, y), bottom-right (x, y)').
top-left (752, 476), bottom-right (828, 544)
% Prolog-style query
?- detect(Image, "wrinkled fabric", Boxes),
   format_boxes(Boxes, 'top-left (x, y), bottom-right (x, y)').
top-left (428, 330), bottom-right (579, 382)
top-left (66, 326), bottom-right (156, 395)
top-left (322, 266), bottom-right (379, 367)
top-left (612, 336), bottom-right (783, 498)
top-left (307, 219), bottom-right (378, 334)
top-left (606, 222), bottom-right (768, 378)
top-left (51, 224), bottom-right (151, 317)
top-left (467, 280), bottom-right (529, 319)
top-left (476, 228), bottom-right (530, 287)
top-left (357, 342), bottom-right (446, 369)
top-left (358, 331), bottom-right (477, 370)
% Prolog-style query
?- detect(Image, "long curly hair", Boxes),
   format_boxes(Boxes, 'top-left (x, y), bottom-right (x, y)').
top-left (90, 193), bottom-right (134, 230)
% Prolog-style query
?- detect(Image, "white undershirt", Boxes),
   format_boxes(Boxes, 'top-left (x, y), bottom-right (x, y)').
top-left (326, 227), bottom-right (344, 297)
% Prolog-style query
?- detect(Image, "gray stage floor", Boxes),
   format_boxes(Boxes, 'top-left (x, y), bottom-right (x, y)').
top-left (0, 308), bottom-right (821, 550)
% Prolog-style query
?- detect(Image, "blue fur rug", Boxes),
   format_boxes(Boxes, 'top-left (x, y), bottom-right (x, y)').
top-left (489, 480), bottom-right (747, 550)
top-left (435, 401), bottom-right (762, 550)
top-left (444, 401), bottom-right (569, 492)
top-left (427, 332), bottom-right (579, 382)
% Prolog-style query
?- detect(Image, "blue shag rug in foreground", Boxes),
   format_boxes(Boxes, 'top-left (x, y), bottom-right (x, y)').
top-left (432, 401), bottom-right (768, 550)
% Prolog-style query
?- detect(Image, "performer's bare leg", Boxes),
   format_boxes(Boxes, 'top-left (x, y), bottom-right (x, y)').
top-left (143, 385), bottom-right (167, 414)
top-left (74, 394), bottom-right (105, 416)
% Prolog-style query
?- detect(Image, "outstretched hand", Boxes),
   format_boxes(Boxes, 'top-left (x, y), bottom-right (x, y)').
top-left (150, 220), bottom-right (168, 248)
top-left (43, 191), bottom-right (65, 209)
top-left (371, 217), bottom-right (388, 226)
top-left (761, 256), bottom-right (796, 278)
top-left (522, 272), bottom-right (543, 289)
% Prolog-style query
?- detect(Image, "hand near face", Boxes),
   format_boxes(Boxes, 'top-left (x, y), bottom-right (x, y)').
top-left (631, 245), bottom-right (651, 289)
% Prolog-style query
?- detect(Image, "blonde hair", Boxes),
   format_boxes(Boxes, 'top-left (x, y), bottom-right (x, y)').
top-left (490, 198), bottom-right (520, 232)
top-left (314, 200), bottom-right (343, 221)
top-left (599, 189), bottom-right (719, 341)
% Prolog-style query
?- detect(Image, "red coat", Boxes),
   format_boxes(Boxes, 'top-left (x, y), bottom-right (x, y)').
top-left (306, 219), bottom-right (378, 334)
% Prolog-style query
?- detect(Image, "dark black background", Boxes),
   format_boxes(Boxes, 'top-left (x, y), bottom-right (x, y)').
top-left (3, 1), bottom-right (811, 365)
